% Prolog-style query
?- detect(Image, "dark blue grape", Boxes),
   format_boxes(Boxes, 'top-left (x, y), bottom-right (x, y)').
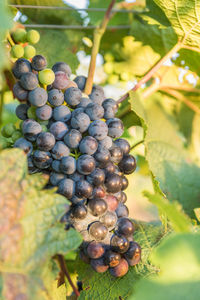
top-left (50, 121), bottom-right (68, 140)
top-left (64, 129), bottom-right (82, 149)
top-left (22, 119), bottom-right (42, 141)
top-left (89, 85), bottom-right (105, 105)
top-left (71, 112), bottom-right (90, 133)
top-left (118, 155), bottom-right (136, 174)
top-left (98, 136), bottom-right (113, 149)
top-left (71, 204), bottom-right (87, 219)
top-left (70, 195), bottom-right (86, 205)
top-left (85, 103), bottom-right (104, 121)
top-left (105, 173), bottom-right (122, 193)
top-left (12, 58), bottom-right (32, 79)
top-left (88, 199), bottom-right (107, 216)
top-left (114, 138), bottom-right (130, 155)
top-left (87, 241), bottom-right (105, 259)
top-left (60, 156), bottom-right (76, 174)
top-left (31, 55), bottom-right (47, 71)
top-left (58, 178), bottom-right (75, 199)
top-left (116, 218), bottom-right (134, 236)
top-left (48, 89), bottom-right (64, 106)
top-left (100, 211), bottom-right (117, 229)
top-left (49, 172), bottom-right (65, 186)
top-left (106, 118), bottom-right (124, 138)
top-left (51, 141), bottom-right (70, 160)
top-left (77, 155), bottom-right (95, 175)
top-left (88, 120), bottom-right (108, 141)
top-left (36, 105), bottom-right (52, 120)
top-left (13, 82), bottom-right (28, 102)
top-left (52, 71), bottom-right (69, 90)
top-left (33, 150), bottom-right (52, 169)
top-left (79, 136), bottom-right (98, 155)
top-left (53, 105), bottom-right (71, 122)
top-left (51, 159), bottom-right (60, 172)
top-left (109, 146), bottom-right (123, 163)
top-left (52, 62), bottom-right (72, 78)
top-left (28, 87), bottom-right (48, 107)
top-left (77, 97), bottom-right (92, 108)
top-left (71, 107), bottom-right (84, 118)
top-left (121, 176), bottom-right (128, 191)
top-left (36, 132), bottom-right (55, 151)
top-left (74, 75), bottom-right (87, 91)
top-left (89, 221), bottom-right (108, 241)
top-left (116, 203), bottom-right (129, 218)
top-left (86, 168), bottom-right (105, 186)
top-left (110, 235), bottom-right (129, 253)
top-left (109, 258), bottom-right (128, 277)
top-left (90, 257), bottom-right (109, 273)
top-left (94, 147), bottom-right (111, 166)
top-left (64, 87), bottom-right (82, 107)
top-left (20, 72), bottom-right (38, 91)
top-left (15, 104), bottom-right (29, 120)
top-left (28, 155), bottom-right (39, 173)
top-left (14, 137), bottom-right (33, 155)
top-left (102, 98), bottom-right (118, 119)
top-left (68, 171), bottom-right (84, 182)
top-left (76, 179), bottom-right (93, 198)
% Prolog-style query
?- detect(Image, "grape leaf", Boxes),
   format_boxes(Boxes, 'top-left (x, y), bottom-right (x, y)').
top-left (11, 0), bottom-right (82, 25)
top-left (129, 232), bottom-right (200, 300)
top-left (144, 192), bottom-right (192, 232)
top-left (34, 29), bottom-right (80, 72)
top-left (0, 148), bottom-right (82, 299)
top-left (0, 0), bottom-right (13, 70)
top-left (76, 222), bottom-right (164, 300)
top-left (130, 92), bottom-right (200, 217)
top-left (154, 0), bottom-right (200, 48)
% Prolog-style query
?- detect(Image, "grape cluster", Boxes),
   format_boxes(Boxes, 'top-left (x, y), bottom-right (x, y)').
top-left (10, 28), bottom-right (40, 60)
top-left (3, 48), bottom-right (141, 277)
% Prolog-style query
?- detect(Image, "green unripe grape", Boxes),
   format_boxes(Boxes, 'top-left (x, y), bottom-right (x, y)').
top-left (12, 28), bottom-right (27, 43)
top-left (1, 123), bottom-right (16, 138)
top-left (27, 106), bottom-right (37, 119)
top-left (0, 136), bottom-right (9, 150)
top-left (38, 69), bottom-right (55, 85)
top-left (11, 45), bottom-right (24, 58)
top-left (11, 130), bottom-right (23, 143)
top-left (24, 45), bottom-right (36, 59)
top-left (41, 125), bottom-right (47, 132)
top-left (104, 52), bottom-right (114, 62)
top-left (104, 62), bottom-right (114, 74)
top-left (27, 30), bottom-right (40, 44)
top-left (107, 74), bottom-right (119, 85)
top-left (38, 120), bottom-right (48, 126)
top-left (120, 72), bottom-right (130, 81)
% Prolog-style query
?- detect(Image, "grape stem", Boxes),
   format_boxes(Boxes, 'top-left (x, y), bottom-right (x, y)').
top-left (161, 88), bottom-right (200, 115)
top-left (7, 32), bottom-right (15, 46)
top-left (84, 0), bottom-right (116, 95)
top-left (56, 254), bottom-right (80, 298)
top-left (130, 140), bottom-right (144, 150)
top-left (117, 42), bottom-right (182, 104)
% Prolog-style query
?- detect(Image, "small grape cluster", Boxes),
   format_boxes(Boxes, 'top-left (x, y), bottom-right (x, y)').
top-left (10, 28), bottom-right (40, 60)
top-left (2, 47), bottom-right (141, 277)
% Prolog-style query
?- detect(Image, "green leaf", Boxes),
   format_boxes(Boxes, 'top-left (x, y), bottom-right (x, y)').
top-left (76, 222), bottom-right (164, 300)
top-left (0, 149), bottom-right (82, 299)
top-left (34, 29), bottom-right (80, 72)
top-left (144, 192), bottom-right (192, 232)
top-left (154, 0), bottom-right (200, 48)
top-left (0, 0), bottom-right (13, 70)
top-left (129, 232), bottom-right (200, 300)
top-left (130, 92), bottom-right (200, 217)
top-left (12, 0), bottom-right (82, 26)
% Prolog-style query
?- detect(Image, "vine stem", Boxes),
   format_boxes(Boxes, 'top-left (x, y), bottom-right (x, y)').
top-left (56, 254), bottom-right (80, 298)
top-left (84, 0), bottom-right (116, 95)
top-left (130, 139), bottom-right (144, 150)
top-left (162, 88), bottom-right (200, 115)
top-left (117, 42), bottom-right (182, 104)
